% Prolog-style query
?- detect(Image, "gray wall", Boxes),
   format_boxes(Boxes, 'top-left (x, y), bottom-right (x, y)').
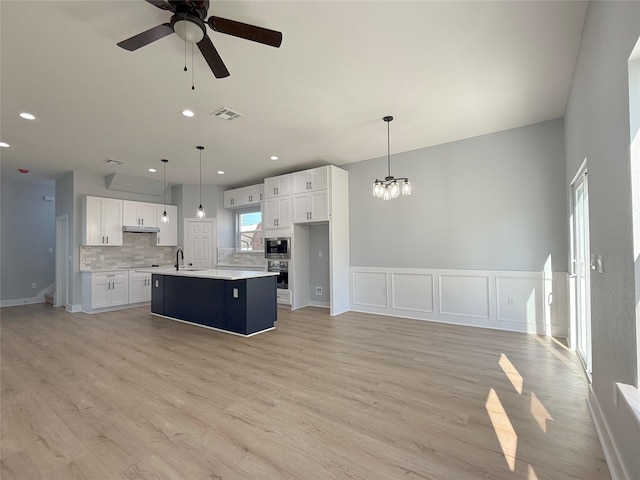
top-left (344, 118), bottom-right (568, 272)
top-left (1, 172), bottom-right (55, 301)
top-left (564, 1), bottom-right (640, 477)
top-left (171, 183), bottom-right (233, 249)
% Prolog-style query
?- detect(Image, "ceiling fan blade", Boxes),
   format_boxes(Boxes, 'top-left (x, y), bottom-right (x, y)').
top-left (144, 0), bottom-right (172, 11)
top-left (207, 16), bottom-right (282, 48)
top-left (117, 23), bottom-right (174, 51)
top-left (197, 35), bottom-right (230, 78)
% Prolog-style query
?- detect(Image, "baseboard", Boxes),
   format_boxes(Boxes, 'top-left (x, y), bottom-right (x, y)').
top-left (0, 296), bottom-right (45, 307)
top-left (67, 304), bottom-right (82, 313)
top-left (587, 385), bottom-right (626, 480)
top-left (309, 301), bottom-right (330, 308)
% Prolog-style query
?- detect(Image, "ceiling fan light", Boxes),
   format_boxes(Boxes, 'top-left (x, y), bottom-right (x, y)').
top-left (174, 18), bottom-right (205, 44)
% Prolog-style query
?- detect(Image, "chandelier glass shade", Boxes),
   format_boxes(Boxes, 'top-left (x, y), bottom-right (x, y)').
top-left (373, 116), bottom-right (411, 200)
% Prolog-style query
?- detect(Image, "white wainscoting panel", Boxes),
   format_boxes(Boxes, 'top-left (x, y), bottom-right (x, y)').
top-left (350, 267), bottom-right (569, 337)
top-left (391, 273), bottom-right (434, 313)
top-left (352, 271), bottom-right (388, 308)
top-left (439, 274), bottom-right (489, 319)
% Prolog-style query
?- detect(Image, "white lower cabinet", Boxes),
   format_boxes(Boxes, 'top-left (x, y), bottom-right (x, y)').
top-left (90, 271), bottom-right (128, 309)
top-left (276, 289), bottom-right (291, 305)
top-left (129, 272), bottom-right (152, 303)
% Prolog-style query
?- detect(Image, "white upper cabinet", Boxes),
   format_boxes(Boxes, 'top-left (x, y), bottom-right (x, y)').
top-left (293, 190), bottom-right (329, 223)
top-left (242, 184), bottom-right (263, 206)
top-left (224, 183), bottom-right (263, 209)
top-left (123, 201), bottom-right (157, 227)
top-left (264, 174), bottom-right (291, 198)
top-left (264, 196), bottom-right (291, 228)
top-left (292, 167), bottom-right (328, 194)
top-left (154, 204), bottom-right (178, 246)
top-left (223, 189), bottom-right (242, 208)
top-left (83, 196), bottom-right (123, 246)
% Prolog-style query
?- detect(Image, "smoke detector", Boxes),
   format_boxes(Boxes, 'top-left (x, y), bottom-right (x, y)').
top-left (104, 158), bottom-right (125, 165)
top-left (211, 107), bottom-right (243, 121)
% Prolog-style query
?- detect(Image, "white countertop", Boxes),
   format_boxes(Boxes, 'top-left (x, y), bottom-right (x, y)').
top-left (134, 267), bottom-right (278, 281)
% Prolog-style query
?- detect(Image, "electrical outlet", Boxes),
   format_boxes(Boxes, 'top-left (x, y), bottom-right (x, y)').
top-left (316, 287), bottom-right (323, 296)
top-left (32, 283), bottom-right (37, 289)
top-left (507, 296), bottom-right (516, 307)
top-left (318, 251), bottom-right (323, 258)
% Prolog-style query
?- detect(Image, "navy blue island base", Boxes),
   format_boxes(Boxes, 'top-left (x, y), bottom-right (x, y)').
top-left (146, 269), bottom-right (278, 336)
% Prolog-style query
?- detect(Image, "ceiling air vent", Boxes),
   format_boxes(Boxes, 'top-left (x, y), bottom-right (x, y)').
top-left (211, 107), bottom-right (243, 121)
top-left (104, 158), bottom-right (125, 166)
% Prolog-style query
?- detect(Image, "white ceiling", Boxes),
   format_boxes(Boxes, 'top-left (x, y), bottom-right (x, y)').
top-left (0, 0), bottom-right (588, 187)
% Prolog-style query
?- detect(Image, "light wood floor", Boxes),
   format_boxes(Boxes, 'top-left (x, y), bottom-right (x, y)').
top-left (1, 303), bottom-right (610, 479)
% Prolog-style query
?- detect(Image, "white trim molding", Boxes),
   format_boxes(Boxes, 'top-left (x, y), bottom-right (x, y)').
top-left (350, 267), bottom-right (569, 337)
top-left (588, 385), bottom-right (632, 480)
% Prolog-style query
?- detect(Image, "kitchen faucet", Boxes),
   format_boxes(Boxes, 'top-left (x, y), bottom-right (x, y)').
top-left (176, 248), bottom-right (184, 271)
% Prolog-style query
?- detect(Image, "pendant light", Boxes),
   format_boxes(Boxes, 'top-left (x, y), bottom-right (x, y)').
top-left (373, 116), bottom-right (411, 200)
top-left (196, 145), bottom-right (206, 218)
top-left (161, 159), bottom-right (169, 223)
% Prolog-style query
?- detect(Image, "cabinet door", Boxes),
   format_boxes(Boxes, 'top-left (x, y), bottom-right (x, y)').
top-left (277, 196), bottom-right (292, 227)
top-left (122, 201), bottom-right (139, 226)
top-left (292, 171), bottom-right (310, 194)
top-left (151, 274), bottom-right (164, 315)
top-left (310, 190), bottom-right (329, 221)
top-left (111, 277), bottom-right (129, 306)
top-left (91, 277), bottom-right (111, 309)
top-left (129, 274), bottom-right (150, 303)
top-left (224, 189), bottom-right (240, 208)
top-left (139, 202), bottom-right (157, 227)
top-left (243, 184), bottom-right (262, 205)
top-left (264, 174), bottom-right (290, 198)
top-left (103, 198), bottom-right (123, 245)
top-left (293, 193), bottom-right (311, 223)
top-left (155, 205), bottom-right (178, 246)
top-left (308, 167), bottom-right (328, 191)
top-left (85, 196), bottom-right (104, 245)
top-left (292, 167), bottom-right (328, 193)
top-left (264, 198), bottom-right (278, 227)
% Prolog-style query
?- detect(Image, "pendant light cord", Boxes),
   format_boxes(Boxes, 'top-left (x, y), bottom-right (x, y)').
top-left (387, 119), bottom-right (391, 178)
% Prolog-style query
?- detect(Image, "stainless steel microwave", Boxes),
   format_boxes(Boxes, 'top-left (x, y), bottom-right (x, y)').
top-left (264, 237), bottom-right (291, 259)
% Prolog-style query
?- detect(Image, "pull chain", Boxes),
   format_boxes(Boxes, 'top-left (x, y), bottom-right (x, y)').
top-left (191, 43), bottom-right (195, 90)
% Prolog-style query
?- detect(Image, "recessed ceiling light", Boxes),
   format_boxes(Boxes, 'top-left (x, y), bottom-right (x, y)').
top-left (19, 112), bottom-right (36, 120)
top-left (217, 170), bottom-right (225, 175)
top-left (148, 168), bottom-right (157, 173)
top-left (270, 156), bottom-right (279, 161)
top-left (181, 109), bottom-right (195, 117)
top-left (0, 142), bottom-right (9, 148)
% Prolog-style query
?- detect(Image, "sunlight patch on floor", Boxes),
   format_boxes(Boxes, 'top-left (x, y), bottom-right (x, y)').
top-left (499, 353), bottom-right (523, 394)
top-left (485, 388), bottom-right (518, 471)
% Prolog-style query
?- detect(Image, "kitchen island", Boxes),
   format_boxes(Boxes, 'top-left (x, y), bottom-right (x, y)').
top-left (136, 268), bottom-right (278, 336)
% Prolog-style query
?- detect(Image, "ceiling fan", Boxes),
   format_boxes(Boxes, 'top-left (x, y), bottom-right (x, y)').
top-left (117, 0), bottom-right (282, 79)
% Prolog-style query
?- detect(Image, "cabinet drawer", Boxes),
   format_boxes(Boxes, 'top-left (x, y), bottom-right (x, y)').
top-left (276, 289), bottom-right (291, 305)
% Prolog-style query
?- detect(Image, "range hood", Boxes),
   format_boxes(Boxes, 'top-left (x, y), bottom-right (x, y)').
top-left (123, 225), bottom-right (160, 233)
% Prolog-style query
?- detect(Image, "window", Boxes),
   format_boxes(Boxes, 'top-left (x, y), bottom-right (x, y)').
top-left (238, 210), bottom-right (263, 251)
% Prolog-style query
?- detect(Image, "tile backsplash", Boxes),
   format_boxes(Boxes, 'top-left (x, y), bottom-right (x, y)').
top-left (80, 233), bottom-right (174, 270)
top-left (217, 247), bottom-right (266, 267)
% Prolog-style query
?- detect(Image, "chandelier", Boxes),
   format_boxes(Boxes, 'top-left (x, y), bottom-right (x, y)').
top-left (372, 115), bottom-right (411, 199)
